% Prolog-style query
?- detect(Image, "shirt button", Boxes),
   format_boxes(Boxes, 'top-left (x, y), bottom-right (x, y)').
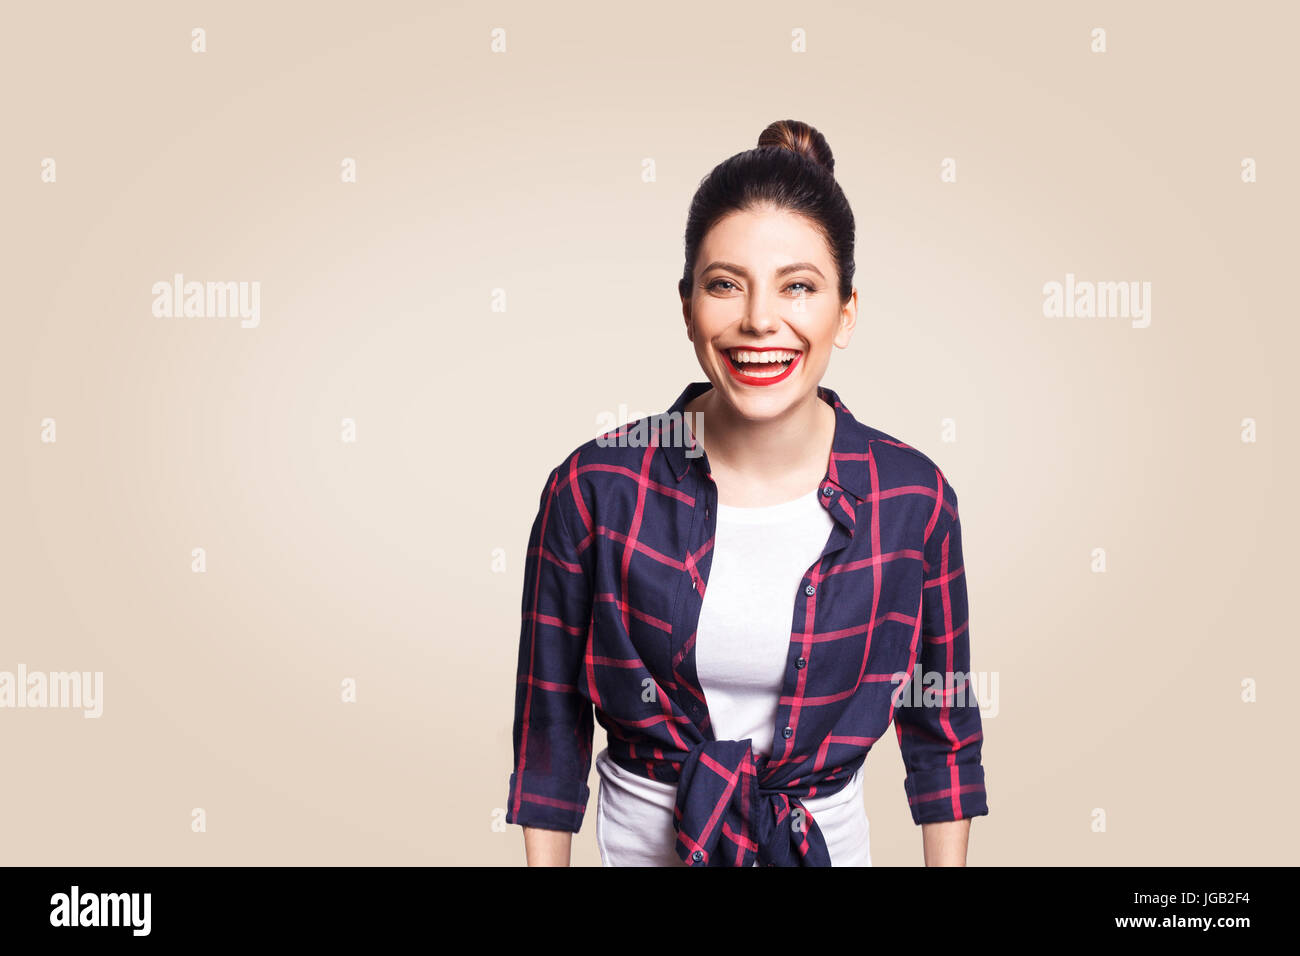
top-left (782, 727), bottom-right (794, 739)
top-left (804, 584), bottom-right (816, 596)
top-left (795, 657), bottom-right (806, 669)
top-left (821, 487), bottom-right (834, 497)
top-left (692, 850), bottom-right (704, 863)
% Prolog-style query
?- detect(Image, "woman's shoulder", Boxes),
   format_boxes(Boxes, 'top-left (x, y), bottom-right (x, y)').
top-left (535, 413), bottom-right (672, 505)
top-left (856, 421), bottom-right (960, 512)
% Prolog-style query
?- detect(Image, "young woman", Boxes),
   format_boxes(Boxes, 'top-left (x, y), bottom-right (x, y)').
top-left (506, 119), bottom-right (988, 866)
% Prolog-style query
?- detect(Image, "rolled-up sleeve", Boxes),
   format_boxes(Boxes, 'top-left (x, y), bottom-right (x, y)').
top-left (894, 475), bottom-right (989, 825)
top-left (505, 459), bottom-right (596, 832)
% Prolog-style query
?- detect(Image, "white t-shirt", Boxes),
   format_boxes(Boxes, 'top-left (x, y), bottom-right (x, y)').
top-left (595, 487), bottom-right (872, 866)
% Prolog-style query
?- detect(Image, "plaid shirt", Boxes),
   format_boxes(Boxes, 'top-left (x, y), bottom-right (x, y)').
top-left (506, 381), bottom-right (988, 866)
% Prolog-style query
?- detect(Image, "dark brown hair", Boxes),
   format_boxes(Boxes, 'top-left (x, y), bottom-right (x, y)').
top-left (678, 119), bottom-right (856, 305)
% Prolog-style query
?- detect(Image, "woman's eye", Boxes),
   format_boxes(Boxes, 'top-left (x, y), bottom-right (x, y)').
top-left (707, 278), bottom-right (814, 294)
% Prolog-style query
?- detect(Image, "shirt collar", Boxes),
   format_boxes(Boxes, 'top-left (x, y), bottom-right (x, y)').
top-left (656, 381), bottom-right (872, 500)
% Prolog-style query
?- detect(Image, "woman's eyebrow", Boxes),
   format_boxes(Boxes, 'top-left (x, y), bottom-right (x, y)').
top-left (701, 260), bottom-right (826, 280)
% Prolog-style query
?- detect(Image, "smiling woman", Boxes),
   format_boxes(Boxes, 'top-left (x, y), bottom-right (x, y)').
top-left (507, 119), bottom-right (988, 868)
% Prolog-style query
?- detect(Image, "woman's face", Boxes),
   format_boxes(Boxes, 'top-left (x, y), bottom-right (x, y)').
top-left (682, 203), bottom-right (857, 420)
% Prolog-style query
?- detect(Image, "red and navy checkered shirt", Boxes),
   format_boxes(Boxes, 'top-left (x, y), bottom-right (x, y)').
top-left (506, 381), bottom-right (988, 866)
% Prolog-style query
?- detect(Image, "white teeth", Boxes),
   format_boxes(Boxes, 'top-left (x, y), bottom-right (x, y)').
top-left (727, 348), bottom-right (800, 364)
top-left (734, 364), bottom-right (788, 378)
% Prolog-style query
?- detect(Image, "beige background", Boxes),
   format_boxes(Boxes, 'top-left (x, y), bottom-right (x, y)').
top-left (2, 0), bottom-right (1295, 865)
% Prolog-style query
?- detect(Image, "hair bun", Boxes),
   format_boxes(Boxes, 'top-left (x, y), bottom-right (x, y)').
top-left (757, 119), bottom-right (835, 175)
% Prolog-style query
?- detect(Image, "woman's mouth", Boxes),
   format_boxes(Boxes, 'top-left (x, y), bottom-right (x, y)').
top-left (719, 347), bottom-right (802, 386)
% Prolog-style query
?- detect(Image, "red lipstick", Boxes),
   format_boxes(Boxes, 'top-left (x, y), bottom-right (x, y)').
top-left (719, 348), bottom-right (802, 387)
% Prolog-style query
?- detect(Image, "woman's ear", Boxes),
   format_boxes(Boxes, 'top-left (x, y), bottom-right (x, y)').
top-left (834, 289), bottom-right (858, 348)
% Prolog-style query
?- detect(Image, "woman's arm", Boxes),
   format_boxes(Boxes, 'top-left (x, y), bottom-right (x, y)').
top-left (921, 818), bottom-right (971, 866)
top-left (522, 826), bottom-right (574, 866)
top-left (505, 459), bottom-right (597, 850)
top-left (893, 473), bottom-right (989, 857)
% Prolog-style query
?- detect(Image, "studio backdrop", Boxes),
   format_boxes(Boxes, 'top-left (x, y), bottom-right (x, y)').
top-left (1, 0), bottom-right (1294, 865)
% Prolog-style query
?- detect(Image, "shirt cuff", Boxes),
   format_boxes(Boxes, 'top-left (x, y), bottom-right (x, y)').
top-left (904, 763), bottom-right (988, 825)
top-left (505, 771), bottom-right (591, 833)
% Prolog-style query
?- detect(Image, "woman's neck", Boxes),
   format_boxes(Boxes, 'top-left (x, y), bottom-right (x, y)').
top-left (685, 387), bottom-right (837, 507)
